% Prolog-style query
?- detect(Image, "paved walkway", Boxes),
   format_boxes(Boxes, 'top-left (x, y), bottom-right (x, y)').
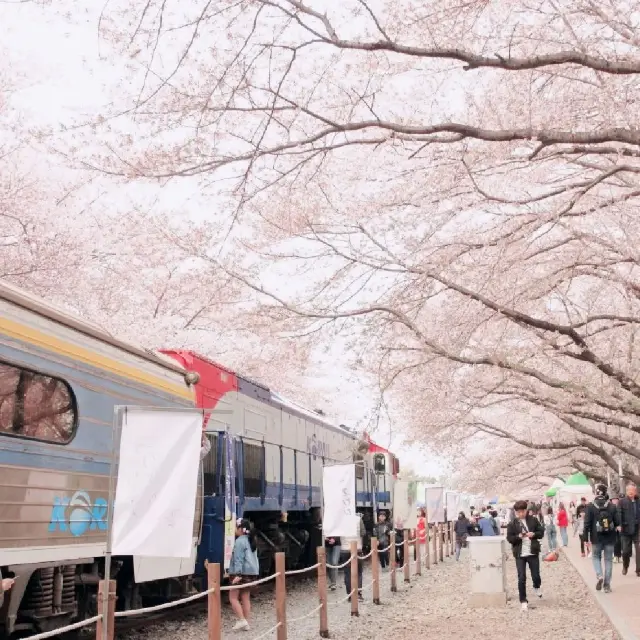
top-left (564, 537), bottom-right (640, 639)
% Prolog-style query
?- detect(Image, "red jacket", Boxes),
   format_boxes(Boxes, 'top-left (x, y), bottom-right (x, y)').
top-left (557, 509), bottom-right (569, 527)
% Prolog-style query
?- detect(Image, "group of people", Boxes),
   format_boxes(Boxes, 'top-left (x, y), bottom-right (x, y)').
top-left (453, 506), bottom-right (502, 560)
top-left (507, 482), bottom-right (640, 610)
top-left (228, 483), bottom-right (640, 628)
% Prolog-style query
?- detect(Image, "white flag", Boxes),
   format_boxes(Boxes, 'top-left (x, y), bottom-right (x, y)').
top-left (322, 464), bottom-right (358, 537)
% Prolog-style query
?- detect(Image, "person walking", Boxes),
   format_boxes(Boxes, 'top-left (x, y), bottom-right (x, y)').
top-left (576, 496), bottom-right (588, 519)
top-left (577, 511), bottom-right (587, 557)
top-left (543, 506), bottom-right (558, 552)
top-left (478, 512), bottom-right (497, 536)
top-left (570, 501), bottom-right (578, 534)
top-left (375, 511), bottom-right (391, 569)
top-left (585, 484), bottom-right (619, 593)
top-left (557, 503), bottom-right (569, 547)
top-left (228, 518), bottom-right (260, 631)
top-left (618, 482), bottom-right (640, 576)
top-left (454, 511), bottom-right (470, 561)
top-left (468, 515), bottom-right (482, 537)
top-left (324, 534), bottom-right (342, 590)
top-left (506, 500), bottom-right (545, 611)
top-left (612, 496), bottom-right (623, 563)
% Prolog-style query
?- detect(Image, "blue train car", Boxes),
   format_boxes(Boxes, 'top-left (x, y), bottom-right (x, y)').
top-left (0, 283), bottom-right (199, 637)
top-left (0, 282), bottom-right (398, 638)
top-left (163, 351), bottom-right (397, 575)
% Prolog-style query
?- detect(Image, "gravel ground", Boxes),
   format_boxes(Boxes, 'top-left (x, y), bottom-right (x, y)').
top-left (129, 547), bottom-right (620, 640)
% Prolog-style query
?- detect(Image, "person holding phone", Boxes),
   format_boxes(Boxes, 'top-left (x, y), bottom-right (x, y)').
top-left (1, 573), bottom-right (15, 608)
top-left (506, 500), bottom-right (545, 611)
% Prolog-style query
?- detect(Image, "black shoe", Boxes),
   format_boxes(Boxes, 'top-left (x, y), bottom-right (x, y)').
top-left (596, 578), bottom-right (603, 591)
top-left (604, 584), bottom-right (612, 593)
top-left (623, 567), bottom-right (628, 576)
top-left (636, 571), bottom-right (640, 577)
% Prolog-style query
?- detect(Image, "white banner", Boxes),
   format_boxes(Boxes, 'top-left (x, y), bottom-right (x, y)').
top-left (445, 491), bottom-right (459, 520)
top-left (459, 493), bottom-right (471, 515)
top-left (425, 486), bottom-right (445, 523)
top-left (322, 464), bottom-right (358, 537)
top-left (393, 480), bottom-right (418, 530)
top-left (111, 409), bottom-right (202, 557)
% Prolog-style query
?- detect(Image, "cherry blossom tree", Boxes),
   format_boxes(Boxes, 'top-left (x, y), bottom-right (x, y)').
top-left (54, 0), bottom-right (640, 488)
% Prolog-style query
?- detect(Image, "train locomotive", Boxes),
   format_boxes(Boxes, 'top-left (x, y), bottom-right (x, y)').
top-left (0, 282), bottom-right (398, 638)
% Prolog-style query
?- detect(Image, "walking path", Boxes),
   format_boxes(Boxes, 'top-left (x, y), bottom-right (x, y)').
top-left (564, 539), bottom-right (640, 640)
top-left (140, 547), bottom-right (618, 640)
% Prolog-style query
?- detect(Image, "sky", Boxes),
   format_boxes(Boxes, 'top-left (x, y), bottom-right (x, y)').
top-left (0, 1), bottom-right (446, 478)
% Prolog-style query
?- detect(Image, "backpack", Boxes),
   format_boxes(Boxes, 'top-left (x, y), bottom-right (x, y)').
top-left (596, 502), bottom-right (615, 534)
top-left (490, 517), bottom-right (499, 535)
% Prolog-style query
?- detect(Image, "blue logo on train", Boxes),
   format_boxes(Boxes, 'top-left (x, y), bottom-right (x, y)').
top-left (48, 491), bottom-right (108, 536)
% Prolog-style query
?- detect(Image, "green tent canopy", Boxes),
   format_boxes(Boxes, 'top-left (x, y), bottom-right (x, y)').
top-left (565, 472), bottom-right (590, 486)
top-left (545, 488), bottom-right (558, 497)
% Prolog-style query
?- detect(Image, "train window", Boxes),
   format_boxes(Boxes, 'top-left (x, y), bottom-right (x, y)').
top-left (202, 433), bottom-right (218, 496)
top-left (243, 441), bottom-right (264, 497)
top-left (0, 360), bottom-right (76, 444)
top-left (374, 454), bottom-right (386, 473)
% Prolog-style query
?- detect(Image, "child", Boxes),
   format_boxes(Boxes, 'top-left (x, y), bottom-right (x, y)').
top-left (228, 518), bottom-right (259, 631)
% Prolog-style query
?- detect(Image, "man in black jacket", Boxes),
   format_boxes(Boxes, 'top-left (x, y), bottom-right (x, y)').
top-left (576, 496), bottom-right (588, 519)
top-left (585, 484), bottom-right (619, 593)
top-left (618, 482), bottom-right (640, 576)
top-left (506, 500), bottom-right (545, 611)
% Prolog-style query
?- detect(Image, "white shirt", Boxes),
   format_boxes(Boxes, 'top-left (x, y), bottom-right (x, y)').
top-left (519, 519), bottom-right (532, 557)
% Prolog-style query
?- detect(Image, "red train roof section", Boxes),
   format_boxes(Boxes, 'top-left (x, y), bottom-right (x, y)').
top-left (363, 432), bottom-right (393, 456)
top-left (160, 350), bottom-right (238, 424)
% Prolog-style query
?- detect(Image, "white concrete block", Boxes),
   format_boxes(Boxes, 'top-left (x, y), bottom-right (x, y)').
top-left (468, 537), bottom-right (507, 603)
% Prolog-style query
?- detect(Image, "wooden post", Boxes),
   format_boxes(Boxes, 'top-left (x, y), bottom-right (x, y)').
top-left (275, 552), bottom-right (287, 640)
top-left (450, 522), bottom-right (455, 556)
top-left (350, 540), bottom-right (359, 617)
top-left (96, 579), bottom-right (116, 640)
top-left (439, 524), bottom-right (444, 562)
top-left (432, 524), bottom-right (438, 565)
top-left (424, 509), bottom-right (431, 569)
top-left (390, 530), bottom-right (397, 592)
top-left (445, 522), bottom-right (450, 558)
top-left (316, 547), bottom-right (329, 638)
top-left (371, 537), bottom-right (380, 605)
top-left (403, 531), bottom-right (410, 583)
top-left (415, 528), bottom-right (422, 576)
top-left (207, 563), bottom-right (222, 640)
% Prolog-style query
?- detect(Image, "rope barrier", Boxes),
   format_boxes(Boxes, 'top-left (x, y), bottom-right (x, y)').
top-left (250, 621), bottom-right (282, 640)
top-left (23, 615), bottom-right (102, 640)
top-left (220, 573), bottom-right (280, 591)
top-left (337, 588), bottom-right (357, 604)
top-left (288, 603), bottom-right (324, 624)
top-left (360, 577), bottom-right (376, 592)
top-left (114, 588), bottom-right (216, 617)
top-left (377, 544), bottom-right (391, 552)
top-left (326, 557), bottom-right (352, 570)
top-left (285, 563), bottom-right (320, 576)
top-left (357, 550), bottom-right (373, 560)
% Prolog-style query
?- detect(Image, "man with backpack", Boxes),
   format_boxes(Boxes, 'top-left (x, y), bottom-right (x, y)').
top-left (584, 484), bottom-right (620, 593)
